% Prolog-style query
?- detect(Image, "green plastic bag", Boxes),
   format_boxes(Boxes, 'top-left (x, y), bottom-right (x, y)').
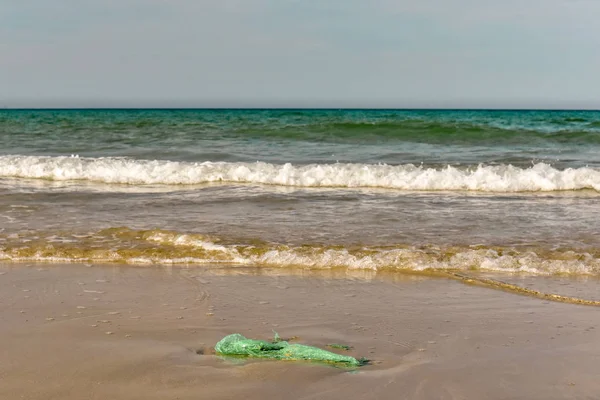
top-left (215, 333), bottom-right (365, 367)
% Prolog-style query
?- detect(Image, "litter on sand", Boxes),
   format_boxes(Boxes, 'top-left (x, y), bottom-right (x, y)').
top-left (215, 333), bottom-right (367, 367)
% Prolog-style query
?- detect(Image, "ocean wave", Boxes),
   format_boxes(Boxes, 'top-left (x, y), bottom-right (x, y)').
top-left (228, 119), bottom-right (600, 145)
top-left (1, 155), bottom-right (600, 192)
top-left (1, 228), bottom-right (599, 276)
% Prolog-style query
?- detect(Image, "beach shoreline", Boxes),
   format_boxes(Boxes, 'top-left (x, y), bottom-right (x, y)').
top-left (1, 263), bottom-right (599, 399)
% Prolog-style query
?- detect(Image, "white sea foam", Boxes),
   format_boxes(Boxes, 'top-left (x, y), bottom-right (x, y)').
top-left (120, 232), bottom-right (600, 275)
top-left (2, 230), bottom-right (597, 275)
top-left (1, 155), bottom-right (600, 192)
top-left (1, 240), bottom-right (598, 275)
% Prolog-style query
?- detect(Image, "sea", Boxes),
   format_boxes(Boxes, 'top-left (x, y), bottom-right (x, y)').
top-left (1, 109), bottom-right (600, 278)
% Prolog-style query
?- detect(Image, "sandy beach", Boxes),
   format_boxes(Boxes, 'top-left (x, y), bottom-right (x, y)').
top-left (4, 0), bottom-right (600, 395)
top-left (1, 264), bottom-right (599, 400)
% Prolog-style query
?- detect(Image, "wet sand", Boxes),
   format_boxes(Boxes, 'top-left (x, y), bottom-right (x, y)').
top-left (1, 264), bottom-right (599, 400)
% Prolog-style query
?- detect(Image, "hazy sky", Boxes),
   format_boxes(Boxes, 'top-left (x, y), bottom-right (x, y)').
top-left (2, 0), bottom-right (599, 108)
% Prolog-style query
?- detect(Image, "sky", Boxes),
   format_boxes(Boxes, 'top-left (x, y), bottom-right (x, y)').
top-left (1, 0), bottom-right (600, 108)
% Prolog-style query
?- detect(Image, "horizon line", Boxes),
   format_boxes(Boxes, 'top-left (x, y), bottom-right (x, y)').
top-left (2, 107), bottom-right (600, 112)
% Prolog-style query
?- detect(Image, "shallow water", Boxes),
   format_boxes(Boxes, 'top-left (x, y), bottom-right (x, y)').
top-left (2, 109), bottom-right (600, 276)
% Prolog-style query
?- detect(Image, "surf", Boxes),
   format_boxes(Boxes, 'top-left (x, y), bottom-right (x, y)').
top-left (2, 155), bottom-right (600, 193)
top-left (2, 227), bottom-right (600, 276)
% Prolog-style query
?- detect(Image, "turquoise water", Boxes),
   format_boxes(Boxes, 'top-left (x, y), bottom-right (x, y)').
top-left (2, 109), bottom-right (600, 166)
top-left (1, 109), bottom-right (600, 276)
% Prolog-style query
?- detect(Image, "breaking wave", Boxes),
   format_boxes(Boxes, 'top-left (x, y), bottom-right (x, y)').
top-left (1, 155), bottom-right (600, 192)
top-left (1, 228), bottom-right (599, 276)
